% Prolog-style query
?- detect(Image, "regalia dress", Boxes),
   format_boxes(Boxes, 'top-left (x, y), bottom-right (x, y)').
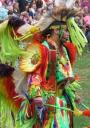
top-left (0, 7), bottom-right (89, 127)
top-left (18, 39), bottom-right (76, 128)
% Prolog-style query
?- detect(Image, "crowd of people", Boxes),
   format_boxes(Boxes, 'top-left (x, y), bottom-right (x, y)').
top-left (0, 0), bottom-right (90, 46)
top-left (75, 0), bottom-right (90, 47)
top-left (0, 0), bottom-right (50, 24)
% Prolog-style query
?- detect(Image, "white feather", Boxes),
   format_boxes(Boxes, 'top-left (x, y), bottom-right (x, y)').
top-left (35, 13), bottom-right (54, 31)
top-left (13, 68), bottom-right (27, 97)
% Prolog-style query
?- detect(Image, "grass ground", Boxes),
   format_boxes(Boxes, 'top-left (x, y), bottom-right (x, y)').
top-left (74, 50), bottom-right (90, 128)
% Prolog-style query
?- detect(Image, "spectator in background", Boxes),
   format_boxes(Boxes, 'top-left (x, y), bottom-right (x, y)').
top-left (0, 0), bottom-right (8, 22)
top-left (0, 1), bottom-right (2, 7)
top-left (83, 6), bottom-right (90, 29)
top-left (28, 2), bottom-right (37, 24)
top-left (81, 0), bottom-right (90, 11)
top-left (46, 0), bottom-right (54, 11)
top-left (83, 6), bottom-right (90, 49)
top-left (83, 5), bottom-right (89, 14)
top-left (86, 28), bottom-right (90, 49)
top-left (35, 8), bottom-right (42, 20)
top-left (36, 0), bottom-right (43, 9)
top-left (13, 1), bottom-right (20, 16)
top-left (7, 5), bottom-right (14, 17)
top-left (25, 2), bottom-right (31, 12)
top-left (6, 0), bottom-right (13, 6)
top-left (17, 0), bottom-right (27, 13)
top-left (41, 0), bottom-right (47, 8)
top-left (20, 11), bottom-right (31, 24)
top-left (83, 15), bottom-right (90, 28)
top-left (75, 0), bottom-right (81, 8)
top-left (42, 8), bottom-right (47, 15)
top-left (29, 3), bottom-right (36, 18)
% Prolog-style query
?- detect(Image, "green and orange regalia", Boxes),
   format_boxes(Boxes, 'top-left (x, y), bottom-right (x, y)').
top-left (17, 37), bottom-right (80, 128)
top-left (0, 14), bottom-right (90, 128)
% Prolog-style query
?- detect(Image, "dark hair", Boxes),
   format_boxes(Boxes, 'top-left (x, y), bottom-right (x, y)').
top-left (42, 20), bottom-right (66, 38)
top-left (42, 28), bottom-right (54, 38)
top-left (36, 0), bottom-right (43, 9)
top-left (8, 16), bottom-right (25, 29)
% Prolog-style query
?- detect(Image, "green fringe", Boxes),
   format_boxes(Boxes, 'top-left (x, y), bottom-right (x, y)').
top-left (16, 115), bottom-right (37, 128)
top-left (0, 21), bottom-right (27, 66)
top-left (67, 18), bottom-right (87, 55)
top-left (0, 95), bottom-right (15, 128)
top-left (65, 81), bottom-right (81, 108)
top-left (16, 100), bottom-right (38, 128)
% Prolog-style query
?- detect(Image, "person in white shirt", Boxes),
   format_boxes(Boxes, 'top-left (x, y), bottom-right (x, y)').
top-left (55, 0), bottom-right (76, 8)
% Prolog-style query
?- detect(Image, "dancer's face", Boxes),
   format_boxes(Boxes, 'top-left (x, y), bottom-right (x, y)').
top-left (46, 28), bottom-right (60, 44)
top-left (52, 29), bottom-right (60, 42)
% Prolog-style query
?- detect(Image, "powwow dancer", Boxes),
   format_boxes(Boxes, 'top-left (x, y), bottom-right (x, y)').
top-left (0, 0), bottom-right (90, 128)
